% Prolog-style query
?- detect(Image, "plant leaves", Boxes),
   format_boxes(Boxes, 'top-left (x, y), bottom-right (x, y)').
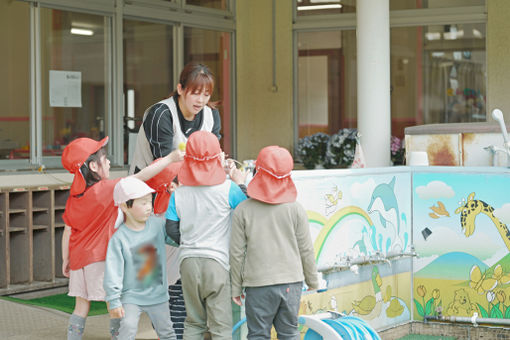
top-left (490, 303), bottom-right (503, 318)
top-left (425, 298), bottom-right (434, 315)
top-left (505, 305), bottom-right (510, 319)
top-left (477, 303), bottom-right (488, 318)
top-left (414, 299), bottom-right (424, 317)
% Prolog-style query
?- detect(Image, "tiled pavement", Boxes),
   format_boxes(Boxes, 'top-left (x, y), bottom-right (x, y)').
top-left (0, 298), bottom-right (158, 340)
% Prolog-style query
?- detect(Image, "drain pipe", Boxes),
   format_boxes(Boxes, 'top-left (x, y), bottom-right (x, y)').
top-left (424, 313), bottom-right (510, 327)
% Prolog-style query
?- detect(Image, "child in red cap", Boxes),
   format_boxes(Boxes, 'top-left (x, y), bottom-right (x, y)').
top-left (61, 136), bottom-right (183, 340)
top-left (229, 146), bottom-right (319, 340)
top-left (165, 130), bottom-right (247, 340)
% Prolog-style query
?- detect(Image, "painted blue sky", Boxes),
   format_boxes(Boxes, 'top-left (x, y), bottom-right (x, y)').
top-left (412, 172), bottom-right (510, 263)
top-left (293, 169), bottom-right (412, 265)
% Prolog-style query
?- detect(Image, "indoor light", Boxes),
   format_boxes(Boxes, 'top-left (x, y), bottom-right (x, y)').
top-left (425, 32), bottom-right (441, 41)
top-left (472, 28), bottom-right (482, 38)
top-left (70, 28), bottom-right (94, 36)
top-left (297, 4), bottom-right (342, 11)
top-left (310, 0), bottom-right (341, 3)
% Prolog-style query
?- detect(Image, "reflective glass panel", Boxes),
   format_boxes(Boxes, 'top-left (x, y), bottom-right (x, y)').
top-left (419, 23), bottom-right (486, 125)
top-left (0, 0), bottom-right (30, 159)
top-left (124, 19), bottom-right (174, 164)
top-left (40, 9), bottom-right (109, 156)
top-left (184, 27), bottom-right (232, 154)
top-left (297, 30), bottom-right (357, 138)
top-left (297, 23), bottom-right (486, 139)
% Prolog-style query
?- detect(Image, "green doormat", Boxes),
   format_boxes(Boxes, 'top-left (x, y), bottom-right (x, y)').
top-left (1, 293), bottom-right (108, 316)
top-left (397, 335), bottom-right (456, 340)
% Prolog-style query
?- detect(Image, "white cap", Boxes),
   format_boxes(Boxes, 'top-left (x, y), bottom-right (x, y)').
top-left (113, 177), bottom-right (155, 206)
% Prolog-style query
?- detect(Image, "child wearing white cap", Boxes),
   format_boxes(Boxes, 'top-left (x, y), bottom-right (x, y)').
top-left (61, 137), bottom-right (183, 340)
top-left (103, 177), bottom-right (178, 340)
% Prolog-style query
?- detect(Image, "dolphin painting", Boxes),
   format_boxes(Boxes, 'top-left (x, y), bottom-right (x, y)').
top-left (367, 177), bottom-right (403, 252)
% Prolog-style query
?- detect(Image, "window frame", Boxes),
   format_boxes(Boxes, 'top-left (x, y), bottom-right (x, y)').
top-left (292, 1), bottom-right (487, 150)
top-left (2, 0), bottom-right (235, 169)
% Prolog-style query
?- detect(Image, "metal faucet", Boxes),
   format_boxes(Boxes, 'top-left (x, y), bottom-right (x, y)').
top-left (486, 109), bottom-right (510, 167)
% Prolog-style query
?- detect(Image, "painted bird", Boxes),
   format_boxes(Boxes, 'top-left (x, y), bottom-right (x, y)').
top-left (325, 186), bottom-right (343, 215)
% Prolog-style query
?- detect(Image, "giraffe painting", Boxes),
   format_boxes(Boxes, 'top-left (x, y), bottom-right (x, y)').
top-left (455, 192), bottom-right (510, 251)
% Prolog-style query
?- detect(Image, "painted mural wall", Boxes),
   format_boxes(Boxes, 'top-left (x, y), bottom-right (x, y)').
top-left (413, 170), bottom-right (510, 320)
top-left (292, 168), bottom-right (413, 331)
top-left (291, 167), bottom-right (510, 334)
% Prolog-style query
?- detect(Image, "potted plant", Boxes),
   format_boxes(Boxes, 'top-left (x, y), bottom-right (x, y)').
top-left (324, 128), bottom-right (358, 168)
top-left (391, 136), bottom-right (406, 165)
top-left (296, 132), bottom-right (330, 169)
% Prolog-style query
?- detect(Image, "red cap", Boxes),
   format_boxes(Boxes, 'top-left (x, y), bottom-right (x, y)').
top-left (178, 131), bottom-right (225, 186)
top-left (247, 146), bottom-right (297, 204)
top-left (61, 137), bottom-right (109, 195)
top-left (145, 159), bottom-right (183, 214)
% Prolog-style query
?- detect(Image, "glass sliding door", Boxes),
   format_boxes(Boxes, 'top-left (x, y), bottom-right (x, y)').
top-left (123, 19), bottom-right (174, 164)
top-left (297, 30), bottom-right (357, 139)
top-left (184, 27), bottom-right (232, 154)
top-left (0, 0), bottom-right (30, 160)
top-left (40, 8), bottom-right (110, 157)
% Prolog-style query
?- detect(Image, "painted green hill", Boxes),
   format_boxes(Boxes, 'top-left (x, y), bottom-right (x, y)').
top-left (416, 252), bottom-right (488, 280)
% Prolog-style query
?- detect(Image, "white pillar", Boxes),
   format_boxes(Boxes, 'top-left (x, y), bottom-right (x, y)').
top-left (357, 0), bottom-right (391, 167)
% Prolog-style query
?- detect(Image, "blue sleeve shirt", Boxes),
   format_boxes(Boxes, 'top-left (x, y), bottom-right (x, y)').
top-left (165, 181), bottom-right (246, 221)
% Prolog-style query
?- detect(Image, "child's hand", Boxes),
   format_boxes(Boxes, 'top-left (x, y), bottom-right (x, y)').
top-left (169, 181), bottom-right (178, 194)
top-left (62, 258), bottom-right (70, 278)
top-left (232, 295), bottom-right (244, 306)
top-left (168, 149), bottom-right (184, 163)
top-left (229, 167), bottom-right (248, 185)
top-left (109, 306), bottom-right (125, 319)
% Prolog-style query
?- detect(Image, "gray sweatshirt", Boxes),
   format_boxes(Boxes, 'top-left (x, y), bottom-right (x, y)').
top-left (230, 199), bottom-right (319, 297)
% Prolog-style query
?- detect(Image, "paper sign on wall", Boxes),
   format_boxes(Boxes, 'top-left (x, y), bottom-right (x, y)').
top-left (49, 70), bottom-right (82, 107)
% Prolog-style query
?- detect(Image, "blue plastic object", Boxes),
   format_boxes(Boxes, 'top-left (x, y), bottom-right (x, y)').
top-left (232, 317), bottom-right (246, 336)
top-left (323, 318), bottom-right (355, 340)
top-left (334, 319), bottom-right (361, 340)
top-left (303, 328), bottom-right (324, 340)
top-left (340, 316), bottom-right (381, 340)
top-left (302, 314), bottom-right (382, 340)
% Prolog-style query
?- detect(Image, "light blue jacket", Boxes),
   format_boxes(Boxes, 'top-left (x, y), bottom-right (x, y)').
top-left (104, 216), bottom-right (176, 309)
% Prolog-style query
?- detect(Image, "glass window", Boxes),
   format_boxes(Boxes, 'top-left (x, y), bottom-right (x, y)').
top-left (297, 23), bottom-right (486, 139)
top-left (297, 30), bottom-right (357, 138)
top-left (183, 27), bottom-right (232, 154)
top-left (40, 8), bottom-right (109, 157)
top-left (0, 0), bottom-right (30, 160)
top-left (392, 23), bottom-right (486, 137)
top-left (186, 0), bottom-right (228, 11)
top-left (123, 19), bottom-right (174, 164)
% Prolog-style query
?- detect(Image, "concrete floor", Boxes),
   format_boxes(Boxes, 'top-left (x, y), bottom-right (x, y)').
top-left (0, 297), bottom-right (158, 339)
